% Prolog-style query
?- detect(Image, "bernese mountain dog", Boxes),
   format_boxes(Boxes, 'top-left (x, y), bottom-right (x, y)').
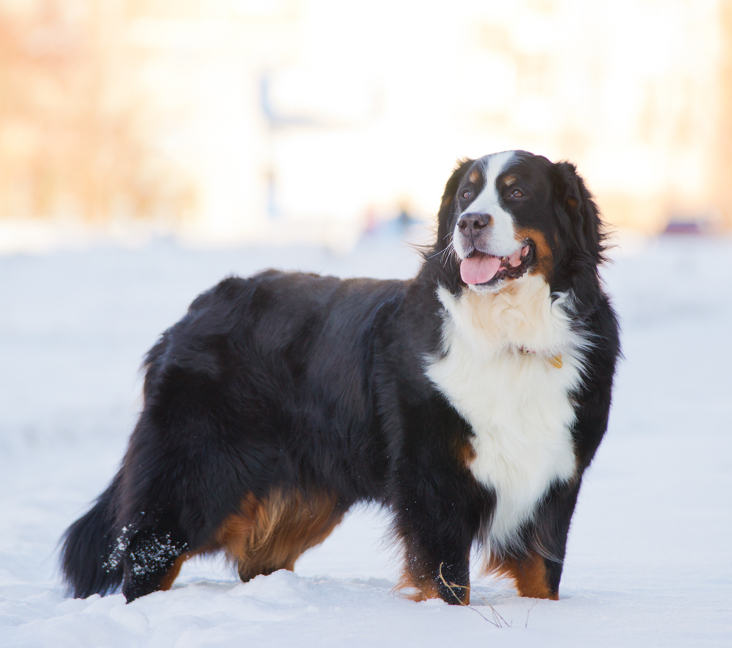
top-left (61, 150), bottom-right (620, 604)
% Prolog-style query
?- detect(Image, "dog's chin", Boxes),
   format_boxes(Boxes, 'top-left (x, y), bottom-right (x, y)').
top-left (466, 278), bottom-right (509, 294)
top-left (465, 272), bottom-right (530, 294)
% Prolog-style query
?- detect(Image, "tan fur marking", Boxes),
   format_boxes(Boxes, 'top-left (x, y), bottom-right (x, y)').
top-left (516, 227), bottom-right (553, 281)
top-left (503, 174), bottom-right (517, 186)
top-left (158, 553), bottom-right (191, 591)
top-left (487, 552), bottom-right (557, 600)
top-left (469, 169), bottom-right (481, 184)
top-left (394, 572), bottom-right (443, 603)
top-left (216, 490), bottom-right (344, 582)
top-left (457, 439), bottom-right (476, 467)
top-left (395, 558), bottom-right (471, 604)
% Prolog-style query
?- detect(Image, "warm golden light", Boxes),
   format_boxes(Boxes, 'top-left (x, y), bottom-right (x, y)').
top-left (0, 0), bottom-right (730, 249)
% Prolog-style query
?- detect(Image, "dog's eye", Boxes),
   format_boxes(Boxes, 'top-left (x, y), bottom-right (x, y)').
top-left (510, 188), bottom-right (523, 198)
top-left (461, 190), bottom-right (472, 200)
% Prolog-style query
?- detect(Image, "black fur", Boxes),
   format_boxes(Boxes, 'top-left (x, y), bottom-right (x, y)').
top-left (61, 151), bottom-right (620, 604)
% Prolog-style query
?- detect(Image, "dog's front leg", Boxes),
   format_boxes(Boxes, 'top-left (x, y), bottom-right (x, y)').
top-left (392, 467), bottom-right (483, 605)
top-left (398, 529), bottom-right (473, 604)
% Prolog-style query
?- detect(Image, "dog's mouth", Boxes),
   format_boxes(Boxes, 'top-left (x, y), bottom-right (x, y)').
top-left (459, 241), bottom-right (535, 286)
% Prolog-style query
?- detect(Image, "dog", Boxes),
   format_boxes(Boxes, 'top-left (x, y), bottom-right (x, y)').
top-left (61, 150), bottom-right (620, 604)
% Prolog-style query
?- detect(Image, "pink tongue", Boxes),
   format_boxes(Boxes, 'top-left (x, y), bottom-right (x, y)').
top-left (460, 254), bottom-right (501, 285)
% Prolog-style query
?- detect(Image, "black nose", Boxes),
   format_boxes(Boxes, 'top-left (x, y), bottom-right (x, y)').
top-left (457, 213), bottom-right (492, 234)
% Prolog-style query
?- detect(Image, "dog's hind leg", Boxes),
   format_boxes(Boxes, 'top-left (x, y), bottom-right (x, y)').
top-left (120, 522), bottom-right (190, 602)
top-left (215, 490), bottom-right (346, 582)
top-left (113, 348), bottom-right (260, 599)
top-left (113, 416), bottom-right (250, 601)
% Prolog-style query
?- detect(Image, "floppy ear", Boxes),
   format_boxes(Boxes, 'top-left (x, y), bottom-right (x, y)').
top-left (434, 158), bottom-right (474, 251)
top-left (552, 161), bottom-right (606, 265)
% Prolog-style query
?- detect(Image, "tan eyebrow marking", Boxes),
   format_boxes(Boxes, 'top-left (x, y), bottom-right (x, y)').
top-left (503, 174), bottom-right (517, 186)
top-left (469, 169), bottom-right (482, 184)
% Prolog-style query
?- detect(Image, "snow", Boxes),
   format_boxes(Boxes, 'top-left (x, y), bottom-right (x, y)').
top-left (1, 231), bottom-right (731, 646)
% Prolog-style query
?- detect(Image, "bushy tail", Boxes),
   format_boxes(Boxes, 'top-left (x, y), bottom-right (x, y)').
top-left (60, 472), bottom-right (124, 598)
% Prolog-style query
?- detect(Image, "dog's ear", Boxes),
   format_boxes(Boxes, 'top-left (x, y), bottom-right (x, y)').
top-left (435, 158), bottom-right (474, 249)
top-left (552, 161), bottom-right (606, 265)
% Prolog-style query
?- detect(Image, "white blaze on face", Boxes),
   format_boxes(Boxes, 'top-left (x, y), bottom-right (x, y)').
top-left (453, 151), bottom-right (519, 259)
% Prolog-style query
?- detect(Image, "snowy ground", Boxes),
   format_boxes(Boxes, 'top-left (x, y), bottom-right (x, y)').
top-left (1, 231), bottom-right (731, 647)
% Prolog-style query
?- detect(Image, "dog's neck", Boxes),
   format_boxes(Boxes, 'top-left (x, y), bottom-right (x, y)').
top-left (436, 274), bottom-right (585, 361)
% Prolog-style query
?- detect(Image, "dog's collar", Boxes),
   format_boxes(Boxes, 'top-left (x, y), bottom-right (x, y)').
top-left (518, 346), bottom-right (563, 369)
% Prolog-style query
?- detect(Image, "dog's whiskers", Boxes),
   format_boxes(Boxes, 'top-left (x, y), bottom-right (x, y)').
top-left (425, 228), bottom-right (459, 267)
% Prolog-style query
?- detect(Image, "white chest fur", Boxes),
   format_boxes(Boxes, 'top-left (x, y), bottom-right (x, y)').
top-left (425, 276), bottom-right (587, 549)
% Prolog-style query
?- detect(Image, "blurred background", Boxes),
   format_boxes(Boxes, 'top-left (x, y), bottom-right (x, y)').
top-left (1, 4), bottom-right (731, 635)
top-left (0, 0), bottom-right (731, 252)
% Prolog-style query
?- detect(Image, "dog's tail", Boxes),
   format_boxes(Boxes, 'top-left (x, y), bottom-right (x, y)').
top-left (60, 471), bottom-right (124, 598)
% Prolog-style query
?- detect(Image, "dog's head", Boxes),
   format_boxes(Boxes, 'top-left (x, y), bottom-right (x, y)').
top-left (433, 151), bottom-right (605, 295)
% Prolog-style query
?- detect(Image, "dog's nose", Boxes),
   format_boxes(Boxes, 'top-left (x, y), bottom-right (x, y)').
top-left (457, 213), bottom-right (492, 234)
